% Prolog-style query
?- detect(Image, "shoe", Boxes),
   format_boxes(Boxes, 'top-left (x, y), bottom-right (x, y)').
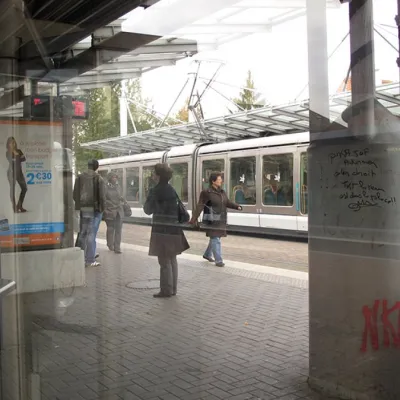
top-left (114, 250), bottom-right (122, 254)
top-left (108, 246), bottom-right (114, 251)
top-left (18, 207), bottom-right (27, 213)
top-left (203, 255), bottom-right (215, 262)
top-left (216, 262), bottom-right (225, 267)
top-left (95, 253), bottom-right (100, 259)
top-left (153, 292), bottom-right (171, 298)
top-left (86, 261), bottom-right (100, 268)
top-left (172, 292), bottom-right (177, 296)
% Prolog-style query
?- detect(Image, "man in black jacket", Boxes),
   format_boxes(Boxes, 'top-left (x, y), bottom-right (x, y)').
top-left (73, 159), bottom-right (105, 267)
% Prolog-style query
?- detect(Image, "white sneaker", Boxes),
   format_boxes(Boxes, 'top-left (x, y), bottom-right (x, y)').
top-left (86, 261), bottom-right (100, 268)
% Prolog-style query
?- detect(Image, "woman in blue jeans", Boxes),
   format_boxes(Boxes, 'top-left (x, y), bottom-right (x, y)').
top-left (190, 172), bottom-right (242, 267)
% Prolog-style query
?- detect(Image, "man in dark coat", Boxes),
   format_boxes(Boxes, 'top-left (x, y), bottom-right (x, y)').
top-left (144, 163), bottom-right (189, 298)
top-left (104, 172), bottom-right (125, 254)
top-left (190, 172), bottom-right (242, 267)
top-left (73, 159), bottom-right (105, 267)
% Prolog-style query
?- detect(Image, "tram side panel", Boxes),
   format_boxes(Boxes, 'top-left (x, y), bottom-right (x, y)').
top-left (98, 143), bottom-right (309, 237)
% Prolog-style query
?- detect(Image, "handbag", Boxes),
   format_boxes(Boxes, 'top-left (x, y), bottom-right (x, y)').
top-left (176, 193), bottom-right (190, 223)
top-left (202, 202), bottom-right (221, 225)
top-left (123, 202), bottom-right (132, 217)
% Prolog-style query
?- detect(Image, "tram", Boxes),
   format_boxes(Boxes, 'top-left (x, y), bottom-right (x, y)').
top-left (98, 131), bottom-right (309, 237)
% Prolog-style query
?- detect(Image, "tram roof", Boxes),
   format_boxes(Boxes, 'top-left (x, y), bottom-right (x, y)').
top-left (98, 131), bottom-right (310, 165)
top-left (82, 81), bottom-right (400, 156)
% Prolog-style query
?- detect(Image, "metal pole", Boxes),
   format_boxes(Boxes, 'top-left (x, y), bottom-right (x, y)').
top-left (157, 77), bottom-right (190, 129)
top-left (306, 0), bottom-right (330, 136)
top-left (119, 80), bottom-right (128, 136)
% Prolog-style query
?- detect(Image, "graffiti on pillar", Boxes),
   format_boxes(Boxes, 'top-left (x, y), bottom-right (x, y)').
top-left (329, 147), bottom-right (396, 212)
top-left (361, 299), bottom-right (400, 352)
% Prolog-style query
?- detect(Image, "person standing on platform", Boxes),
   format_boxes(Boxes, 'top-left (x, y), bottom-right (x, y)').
top-left (144, 163), bottom-right (190, 298)
top-left (190, 172), bottom-right (242, 267)
top-left (104, 172), bottom-right (125, 254)
top-left (73, 159), bottom-right (105, 267)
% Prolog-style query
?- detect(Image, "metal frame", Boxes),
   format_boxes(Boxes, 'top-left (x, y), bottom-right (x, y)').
top-left (81, 82), bottom-right (400, 155)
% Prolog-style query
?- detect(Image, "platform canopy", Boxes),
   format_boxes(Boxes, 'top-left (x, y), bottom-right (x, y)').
top-left (0, 36), bottom-right (202, 117)
top-left (80, 82), bottom-right (400, 155)
top-left (123, 0), bottom-right (341, 47)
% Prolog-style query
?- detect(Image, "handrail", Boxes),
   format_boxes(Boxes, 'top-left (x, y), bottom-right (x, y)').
top-left (0, 280), bottom-right (16, 297)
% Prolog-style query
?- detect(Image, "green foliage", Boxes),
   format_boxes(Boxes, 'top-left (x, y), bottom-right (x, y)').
top-left (73, 79), bottom-right (157, 174)
top-left (230, 70), bottom-right (264, 112)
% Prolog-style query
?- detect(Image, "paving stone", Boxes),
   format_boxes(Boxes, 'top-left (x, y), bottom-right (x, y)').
top-left (17, 242), bottom-right (329, 400)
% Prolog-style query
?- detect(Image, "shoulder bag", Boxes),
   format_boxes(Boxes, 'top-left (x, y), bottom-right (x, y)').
top-left (175, 192), bottom-right (190, 223)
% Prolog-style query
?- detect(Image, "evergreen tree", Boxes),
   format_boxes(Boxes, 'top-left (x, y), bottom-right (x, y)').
top-left (231, 70), bottom-right (264, 112)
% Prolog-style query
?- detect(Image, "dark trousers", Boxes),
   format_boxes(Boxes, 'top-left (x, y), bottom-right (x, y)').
top-left (157, 255), bottom-right (178, 295)
top-left (8, 172), bottom-right (27, 210)
top-left (106, 213), bottom-right (123, 251)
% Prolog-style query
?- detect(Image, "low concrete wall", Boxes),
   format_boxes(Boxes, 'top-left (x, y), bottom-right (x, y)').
top-left (1, 248), bottom-right (85, 294)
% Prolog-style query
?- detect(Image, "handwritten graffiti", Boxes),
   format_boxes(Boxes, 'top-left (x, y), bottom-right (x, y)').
top-left (361, 300), bottom-right (400, 352)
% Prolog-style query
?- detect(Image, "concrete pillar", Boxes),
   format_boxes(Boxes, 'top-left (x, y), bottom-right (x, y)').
top-left (308, 0), bottom-right (400, 399)
top-left (305, 0), bottom-right (330, 137)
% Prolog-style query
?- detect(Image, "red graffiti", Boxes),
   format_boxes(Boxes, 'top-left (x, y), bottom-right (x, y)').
top-left (361, 300), bottom-right (400, 352)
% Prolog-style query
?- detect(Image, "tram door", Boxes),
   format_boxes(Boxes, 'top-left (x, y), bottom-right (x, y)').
top-left (259, 146), bottom-right (298, 232)
top-left (227, 150), bottom-right (260, 228)
top-left (297, 147), bottom-right (308, 232)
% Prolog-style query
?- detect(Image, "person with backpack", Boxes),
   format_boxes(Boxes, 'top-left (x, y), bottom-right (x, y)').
top-left (190, 171), bottom-right (242, 267)
top-left (73, 159), bottom-right (106, 267)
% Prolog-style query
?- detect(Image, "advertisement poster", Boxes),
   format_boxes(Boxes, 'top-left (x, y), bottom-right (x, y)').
top-left (0, 120), bottom-right (64, 249)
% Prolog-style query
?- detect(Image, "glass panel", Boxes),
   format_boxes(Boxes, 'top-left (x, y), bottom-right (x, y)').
top-left (230, 156), bottom-right (256, 205)
top-left (170, 163), bottom-right (189, 203)
top-left (201, 159), bottom-right (225, 190)
top-left (300, 153), bottom-right (308, 215)
top-left (126, 167), bottom-right (140, 202)
top-left (262, 154), bottom-right (293, 206)
top-left (142, 166), bottom-right (157, 203)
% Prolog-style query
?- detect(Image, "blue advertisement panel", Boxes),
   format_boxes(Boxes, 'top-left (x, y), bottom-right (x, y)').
top-left (0, 120), bottom-right (65, 249)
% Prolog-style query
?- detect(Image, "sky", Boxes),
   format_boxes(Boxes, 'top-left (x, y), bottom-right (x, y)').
top-left (121, 0), bottom-right (399, 120)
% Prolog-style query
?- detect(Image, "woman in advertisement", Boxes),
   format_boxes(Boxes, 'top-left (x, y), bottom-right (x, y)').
top-left (6, 137), bottom-right (28, 213)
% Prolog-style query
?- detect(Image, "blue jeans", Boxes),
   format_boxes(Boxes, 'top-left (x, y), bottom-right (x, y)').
top-left (204, 237), bottom-right (222, 264)
top-left (80, 211), bottom-right (102, 263)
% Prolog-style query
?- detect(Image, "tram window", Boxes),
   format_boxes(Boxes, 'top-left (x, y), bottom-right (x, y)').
top-left (110, 168), bottom-right (123, 182)
top-left (170, 163), bottom-right (189, 203)
top-left (300, 153), bottom-right (308, 214)
top-left (262, 154), bottom-right (293, 206)
top-left (202, 159), bottom-right (225, 189)
top-left (98, 169), bottom-right (108, 180)
top-left (126, 167), bottom-right (140, 202)
top-left (142, 166), bottom-right (157, 204)
top-left (230, 157), bottom-right (256, 205)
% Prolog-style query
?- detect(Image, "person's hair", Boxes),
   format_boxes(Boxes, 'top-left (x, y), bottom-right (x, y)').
top-left (6, 137), bottom-right (16, 152)
top-left (209, 172), bottom-right (223, 186)
top-left (155, 163), bottom-right (173, 182)
top-left (88, 159), bottom-right (99, 171)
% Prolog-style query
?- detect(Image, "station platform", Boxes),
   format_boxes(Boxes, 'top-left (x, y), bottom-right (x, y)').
top-left (23, 230), bottom-right (332, 400)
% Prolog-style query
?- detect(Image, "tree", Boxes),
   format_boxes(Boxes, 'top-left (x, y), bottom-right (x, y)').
top-left (73, 79), bottom-right (157, 174)
top-left (231, 70), bottom-right (265, 112)
top-left (175, 98), bottom-right (189, 123)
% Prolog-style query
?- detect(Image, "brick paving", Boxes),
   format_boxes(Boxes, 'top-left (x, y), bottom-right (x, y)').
top-left (23, 243), bottom-right (331, 400)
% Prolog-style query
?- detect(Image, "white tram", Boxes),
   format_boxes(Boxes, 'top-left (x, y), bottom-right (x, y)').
top-left (98, 131), bottom-right (309, 237)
